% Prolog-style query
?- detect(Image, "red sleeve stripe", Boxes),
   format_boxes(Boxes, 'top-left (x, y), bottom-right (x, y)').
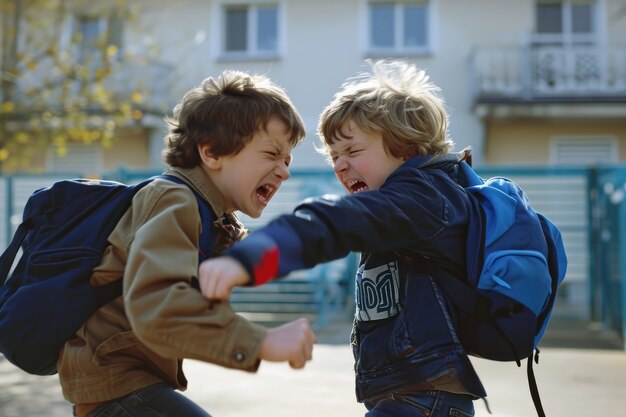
top-left (253, 246), bottom-right (279, 286)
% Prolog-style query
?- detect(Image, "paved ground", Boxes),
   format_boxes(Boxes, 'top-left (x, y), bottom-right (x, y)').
top-left (1, 313), bottom-right (624, 417)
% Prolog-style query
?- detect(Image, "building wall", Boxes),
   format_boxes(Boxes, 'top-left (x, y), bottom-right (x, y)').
top-left (431, 0), bottom-right (533, 162)
top-left (486, 118), bottom-right (626, 165)
top-left (129, 0), bottom-right (542, 169)
top-left (124, 0), bottom-right (626, 170)
top-left (102, 128), bottom-right (151, 171)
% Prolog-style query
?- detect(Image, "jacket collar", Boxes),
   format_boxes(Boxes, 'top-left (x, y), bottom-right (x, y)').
top-left (163, 166), bottom-right (230, 219)
top-left (407, 152), bottom-right (465, 169)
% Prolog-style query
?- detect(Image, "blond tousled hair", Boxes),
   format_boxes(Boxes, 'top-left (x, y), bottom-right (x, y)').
top-left (317, 60), bottom-right (454, 161)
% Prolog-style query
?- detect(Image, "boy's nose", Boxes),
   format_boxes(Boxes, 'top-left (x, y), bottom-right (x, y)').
top-left (333, 157), bottom-right (348, 173)
top-left (275, 163), bottom-right (291, 180)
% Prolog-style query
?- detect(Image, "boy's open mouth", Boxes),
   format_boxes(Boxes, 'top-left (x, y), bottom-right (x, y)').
top-left (256, 183), bottom-right (276, 203)
top-left (345, 179), bottom-right (368, 194)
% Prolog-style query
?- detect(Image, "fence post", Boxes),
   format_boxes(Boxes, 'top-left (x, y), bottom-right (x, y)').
top-left (588, 167), bottom-right (600, 321)
top-left (620, 194), bottom-right (626, 350)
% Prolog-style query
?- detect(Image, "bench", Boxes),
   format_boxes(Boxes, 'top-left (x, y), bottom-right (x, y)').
top-left (230, 254), bottom-right (357, 330)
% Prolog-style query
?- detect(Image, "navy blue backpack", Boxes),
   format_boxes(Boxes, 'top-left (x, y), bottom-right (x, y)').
top-left (0, 175), bottom-right (214, 376)
top-left (427, 160), bottom-right (567, 417)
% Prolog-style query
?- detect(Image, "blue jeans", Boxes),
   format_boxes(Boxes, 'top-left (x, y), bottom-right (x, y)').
top-left (85, 383), bottom-right (212, 417)
top-left (364, 390), bottom-right (475, 417)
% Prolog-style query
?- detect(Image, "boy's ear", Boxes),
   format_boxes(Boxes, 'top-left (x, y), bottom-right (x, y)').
top-left (198, 143), bottom-right (221, 170)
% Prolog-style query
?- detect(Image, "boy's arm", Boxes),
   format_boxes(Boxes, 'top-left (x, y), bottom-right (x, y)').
top-left (201, 166), bottom-right (459, 295)
top-left (197, 255), bottom-right (317, 366)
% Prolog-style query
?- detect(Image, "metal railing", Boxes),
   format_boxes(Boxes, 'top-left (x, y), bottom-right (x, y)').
top-left (470, 44), bottom-right (626, 102)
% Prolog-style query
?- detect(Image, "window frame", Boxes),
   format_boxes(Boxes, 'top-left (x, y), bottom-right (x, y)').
top-left (533, 0), bottom-right (598, 46)
top-left (362, 0), bottom-right (435, 58)
top-left (215, 1), bottom-right (283, 62)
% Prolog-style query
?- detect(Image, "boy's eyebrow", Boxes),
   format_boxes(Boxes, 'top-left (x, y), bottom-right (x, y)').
top-left (264, 138), bottom-right (293, 156)
top-left (329, 141), bottom-right (353, 157)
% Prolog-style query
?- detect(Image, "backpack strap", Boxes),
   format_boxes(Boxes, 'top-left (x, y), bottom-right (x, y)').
top-left (159, 174), bottom-right (216, 288)
top-left (528, 349), bottom-right (547, 417)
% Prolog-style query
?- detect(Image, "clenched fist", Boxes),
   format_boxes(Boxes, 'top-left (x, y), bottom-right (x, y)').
top-left (198, 257), bottom-right (251, 300)
top-left (259, 318), bottom-right (317, 369)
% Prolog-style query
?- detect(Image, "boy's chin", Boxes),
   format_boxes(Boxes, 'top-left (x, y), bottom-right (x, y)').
top-left (241, 208), bottom-right (263, 219)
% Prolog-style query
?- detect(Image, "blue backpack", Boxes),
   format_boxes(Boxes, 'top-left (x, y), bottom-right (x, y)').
top-left (0, 175), bottom-right (214, 376)
top-left (427, 160), bottom-right (567, 417)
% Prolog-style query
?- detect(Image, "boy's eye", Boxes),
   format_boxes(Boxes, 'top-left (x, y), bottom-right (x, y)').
top-left (330, 147), bottom-right (362, 162)
top-left (265, 150), bottom-right (291, 167)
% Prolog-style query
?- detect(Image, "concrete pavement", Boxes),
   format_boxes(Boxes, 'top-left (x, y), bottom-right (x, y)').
top-left (1, 314), bottom-right (625, 417)
top-left (182, 314), bottom-right (626, 417)
top-left (183, 345), bottom-right (626, 417)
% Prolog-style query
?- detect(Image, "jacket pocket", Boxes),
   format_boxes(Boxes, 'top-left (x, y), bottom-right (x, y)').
top-left (93, 331), bottom-right (142, 366)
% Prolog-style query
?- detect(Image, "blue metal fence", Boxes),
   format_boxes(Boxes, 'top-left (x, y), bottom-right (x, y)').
top-left (592, 166), bottom-right (626, 347)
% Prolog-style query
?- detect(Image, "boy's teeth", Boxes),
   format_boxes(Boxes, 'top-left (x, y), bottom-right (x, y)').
top-left (347, 179), bottom-right (367, 193)
top-left (257, 184), bottom-right (275, 203)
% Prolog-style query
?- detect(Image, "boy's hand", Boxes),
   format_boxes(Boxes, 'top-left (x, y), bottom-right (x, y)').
top-left (198, 257), bottom-right (251, 300)
top-left (259, 318), bottom-right (317, 369)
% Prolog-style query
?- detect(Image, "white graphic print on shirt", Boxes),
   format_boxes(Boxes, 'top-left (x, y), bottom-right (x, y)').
top-left (355, 261), bottom-right (401, 321)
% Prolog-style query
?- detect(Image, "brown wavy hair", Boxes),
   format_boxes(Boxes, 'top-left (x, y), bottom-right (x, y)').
top-left (163, 70), bottom-right (305, 168)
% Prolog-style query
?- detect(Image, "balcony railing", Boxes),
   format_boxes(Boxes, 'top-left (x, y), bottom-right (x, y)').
top-left (470, 44), bottom-right (626, 103)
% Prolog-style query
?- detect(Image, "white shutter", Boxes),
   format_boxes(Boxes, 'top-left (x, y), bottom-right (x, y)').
top-left (550, 136), bottom-right (618, 165)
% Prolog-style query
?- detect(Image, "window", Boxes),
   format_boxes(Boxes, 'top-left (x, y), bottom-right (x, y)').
top-left (222, 4), bottom-right (279, 57)
top-left (535, 1), bottom-right (596, 44)
top-left (75, 14), bottom-right (124, 61)
top-left (368, 1), bottom-right (431, 55)
top-left (77, 16), bottom-right (102, 61)
top-left (532, 1), bottom-right (600, 90)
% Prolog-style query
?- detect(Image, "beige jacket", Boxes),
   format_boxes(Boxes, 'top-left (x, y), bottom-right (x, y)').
top-left (58, 166), bottom-right (267, 404)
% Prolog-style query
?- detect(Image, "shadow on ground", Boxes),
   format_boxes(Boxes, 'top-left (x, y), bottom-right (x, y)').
top-left (315, 306), bottom-right (625, 350)
top-left (540, 315), bottom-right (623, 350)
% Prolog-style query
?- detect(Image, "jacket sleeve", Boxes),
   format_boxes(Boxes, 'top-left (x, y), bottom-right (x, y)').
top-left (123, 183), bottom-right (266, 371)
top-left (226, 167), bottom-right (465, 286)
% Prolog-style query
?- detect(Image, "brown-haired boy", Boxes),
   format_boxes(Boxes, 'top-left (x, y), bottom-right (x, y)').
top-left (59, 70), bottom-right (316, 417)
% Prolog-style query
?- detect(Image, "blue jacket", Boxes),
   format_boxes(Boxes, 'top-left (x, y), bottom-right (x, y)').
top-left (225, 155), bottom-right (487, 402)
